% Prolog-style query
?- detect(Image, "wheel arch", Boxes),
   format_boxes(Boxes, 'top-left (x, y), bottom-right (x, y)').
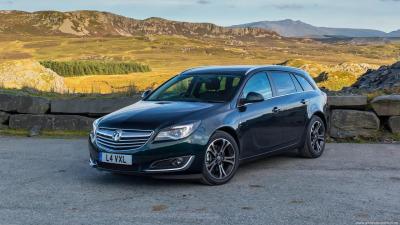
top-left (312, 111), bottom-right (327, 129)
top-left (215, 126), bottom-right (240, 152)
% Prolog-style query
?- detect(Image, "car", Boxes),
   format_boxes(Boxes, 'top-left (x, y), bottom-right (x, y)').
top-left (88, 65), bottom-right (328, 185)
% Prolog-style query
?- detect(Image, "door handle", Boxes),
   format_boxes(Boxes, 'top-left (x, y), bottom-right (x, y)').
top-left (272, 107), bottom-right (281, 113)
top-left (301, 99), bottom-right (308, 104)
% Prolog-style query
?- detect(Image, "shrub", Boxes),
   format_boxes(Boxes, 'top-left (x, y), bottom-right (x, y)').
top-left (40, 60), bottom-right (151, 77)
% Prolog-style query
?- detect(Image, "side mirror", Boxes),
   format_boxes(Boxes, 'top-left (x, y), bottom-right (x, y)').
top-left (240, 92), bottom-right (264, 105)
top-left (141, 89), bottom-right (152, 99)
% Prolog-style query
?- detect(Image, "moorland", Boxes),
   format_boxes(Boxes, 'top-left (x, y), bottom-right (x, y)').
top-left (0, 10), bottom-right (399, 95)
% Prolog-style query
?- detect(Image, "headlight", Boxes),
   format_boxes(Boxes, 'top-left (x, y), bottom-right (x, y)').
top-left (154, 121), bottom-right (200, 142)
top-left (90, 118), bottom-right (101, 143)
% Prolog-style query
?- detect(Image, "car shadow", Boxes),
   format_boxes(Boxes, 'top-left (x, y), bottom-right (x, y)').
top-left (86, 150), bottom-right (303, 187)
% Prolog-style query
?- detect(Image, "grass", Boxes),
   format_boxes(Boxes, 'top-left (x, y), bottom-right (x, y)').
top-left (0, 34), bottom-right (399, 94)
top-left (0, 86), bottom-right (140, 99)
top-left (328, 130), bottom-right (400, 144)
top-left (0, 128), bottom-right (88, 138)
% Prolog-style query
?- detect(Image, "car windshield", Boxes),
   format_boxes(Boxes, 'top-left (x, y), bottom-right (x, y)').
top-left (146, 74), bottom-right (242, 103)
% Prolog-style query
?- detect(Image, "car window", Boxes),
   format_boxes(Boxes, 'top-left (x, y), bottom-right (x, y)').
top-left (295, 74), bottom-right (315, 91)
top-left (269, 71), bottom-right (297, 96)
top-left (242, 72), bottom-right (272, 100)
top-left (290, 74), bottom-right (303, 92)
top-left (146, 74), bottom-right (242, 102)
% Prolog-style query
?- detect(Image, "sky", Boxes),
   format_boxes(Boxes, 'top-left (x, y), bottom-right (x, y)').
top-left (0, 0), bottom-right (399, 32)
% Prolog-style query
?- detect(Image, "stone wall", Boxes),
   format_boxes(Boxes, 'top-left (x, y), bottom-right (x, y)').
top-left (0, 93), bottom-right (140, 132)
top-left (0, 93), bottom-right (399, 138)
top-left (327, 95), bottom-right (400, 139)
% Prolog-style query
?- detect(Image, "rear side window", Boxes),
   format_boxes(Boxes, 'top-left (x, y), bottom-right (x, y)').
top-left (269, 71), bottom-right (297, 96)
top-left (295, 75), bottom-right (315, 91)
top-left (242, 72), bottom-right (272, 99)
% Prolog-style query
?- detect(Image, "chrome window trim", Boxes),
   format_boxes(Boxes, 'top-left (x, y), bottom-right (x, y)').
top-left (237, 87), bottom-right (316, 108)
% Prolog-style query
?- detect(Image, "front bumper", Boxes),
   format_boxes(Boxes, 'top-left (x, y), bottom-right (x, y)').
top-left (88, 136), bottom-right (206, 175)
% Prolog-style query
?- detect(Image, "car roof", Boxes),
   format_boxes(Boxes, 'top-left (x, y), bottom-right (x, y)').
top-left (181, 65), bottom-right (307, 76)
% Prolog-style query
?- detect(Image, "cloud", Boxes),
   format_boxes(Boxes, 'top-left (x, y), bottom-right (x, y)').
top-left (197, 0), bottom-right (211, 4)
top-left (0, 0), bottom-right (14, 4)
top-left (380, 0), bottom-right (400, 1)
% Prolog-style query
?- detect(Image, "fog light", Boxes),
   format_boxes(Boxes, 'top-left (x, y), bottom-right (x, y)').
top-left (171, 157), bottom-right (184, 167)
top-left (148, 156), bottom-right (194, 171)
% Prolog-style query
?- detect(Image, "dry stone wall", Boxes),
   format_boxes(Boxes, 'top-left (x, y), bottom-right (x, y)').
top-left (0, 93), bottom-right (399, 138)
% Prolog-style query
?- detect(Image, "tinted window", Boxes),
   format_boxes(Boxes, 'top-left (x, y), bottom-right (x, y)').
top-left (270, 71), bottom-right (297, 96)
top-left (291, 74), bottom-right (303, 92)
top-left (147, 74), bottom-right (242, 102)
top-left (242, 73), bottom-right (272, 100)
top-left (295, 75), bottom-right (315, 91)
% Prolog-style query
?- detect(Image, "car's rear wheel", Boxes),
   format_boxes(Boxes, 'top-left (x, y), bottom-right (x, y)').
top-left (299, 116), bottom-right (326, 158)
top-left (201, 131), bottom-right (239, 185)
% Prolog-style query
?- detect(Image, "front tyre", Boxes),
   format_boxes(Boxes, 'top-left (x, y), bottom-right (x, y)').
top-left (201, 131), bottom-right (239, 185)
top-left (299, 116), bottom-right (326, 158)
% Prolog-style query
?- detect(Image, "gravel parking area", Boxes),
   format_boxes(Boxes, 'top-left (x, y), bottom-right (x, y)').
top-left (0, 137), bottom-right (399, 225)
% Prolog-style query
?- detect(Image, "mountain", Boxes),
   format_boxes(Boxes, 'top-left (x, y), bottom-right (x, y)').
top-left (0, 10), bottom-right (280, 40)
top-left (388, 29), bottom-right (400, 37)
top-left (231, 19), bottom-right (398, 38)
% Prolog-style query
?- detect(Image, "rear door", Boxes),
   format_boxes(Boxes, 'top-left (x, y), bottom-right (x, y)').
top-left (238, 72), bottom-right (279, 158)
top-left (267, 71), bottom-right (308, 147)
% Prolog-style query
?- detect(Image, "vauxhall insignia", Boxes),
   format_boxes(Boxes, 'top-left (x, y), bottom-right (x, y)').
top-left (112, 129), bottom-right (123, 142)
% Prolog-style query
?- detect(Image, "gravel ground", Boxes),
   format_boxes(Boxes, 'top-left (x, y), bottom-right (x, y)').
top-left (0, 137), bottom-right (399, 225)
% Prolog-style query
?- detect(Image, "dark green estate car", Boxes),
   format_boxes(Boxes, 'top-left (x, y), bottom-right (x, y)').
top-left (88, 65), bottom-right (328, 185)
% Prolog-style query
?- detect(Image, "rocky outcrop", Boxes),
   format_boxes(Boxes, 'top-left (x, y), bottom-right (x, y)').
top-left (0, 93), bottom-right (49, 114)
top-left (388, 116), bottom-right (400, 134)
top-left (51, 96), bottom-right (140, 115)
top-left (9, 114), bottom-right (94, 131)
top-left (330, 110), bottom-right (380, 138)
top-left (0, 10), bottom-right (280, 40)
top-left (328, 96), bottom-right (367, 108)
top-left (0, 60), bottom-right (66, 93)
top-left (371, 95), bottom-right (400, 116)
top-left (342, 61), bottom-right (400, 93)
top-left (314, 72), bottom-right (329, 83)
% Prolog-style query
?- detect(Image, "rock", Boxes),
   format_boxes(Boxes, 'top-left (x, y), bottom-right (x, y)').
top-left (388, 116), bottom-right (400, 134)
top-left (328, 96), bottom-right (368, 108)
top-left (330, 110), bottom-right (380, 138)
top-left (0, 111), bottom-right (9, 124)
top-left (9, 114), bottom-right (95, 131)
top-left (314, 72), bottom-right (329, 83)
top-left (28, 125), bottom-right (41, 137)
top-left (0, 93), bottom-right (50, 114)
top-left (371, 95), bottom-right (400, 116)
top-left (342, 61), bottom-right (400, 93)
top-left (51, 96), bottom-right (140, 115)
top-left (392, 62), bottom-right (400, 69)
top-left (0, 59), bottom-right (67, 93)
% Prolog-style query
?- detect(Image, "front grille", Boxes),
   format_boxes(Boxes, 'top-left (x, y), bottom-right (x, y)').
top-left (95, 128), bottom-right (153, 151)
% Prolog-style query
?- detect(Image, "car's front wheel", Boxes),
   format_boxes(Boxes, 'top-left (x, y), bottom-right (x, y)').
top-left (201, 131), bottom-right (239, 185)
top-left (299, 116), bottom-right (326, 158)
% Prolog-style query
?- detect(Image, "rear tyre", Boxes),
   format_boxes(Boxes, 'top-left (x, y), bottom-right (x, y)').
top-left (298, 116), bottom-right (326, 158)
top-left (201, 131), bottom-right (239, 185)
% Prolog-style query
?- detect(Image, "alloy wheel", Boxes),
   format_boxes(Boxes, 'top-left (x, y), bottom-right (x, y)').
top-left (205, 138), bottom-right (236, 180)
top-left (310, 121), bottom-right (325, 153)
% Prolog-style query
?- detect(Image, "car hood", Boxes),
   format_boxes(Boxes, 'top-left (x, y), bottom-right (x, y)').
top-left (99, 100), bottom-right (219, 130)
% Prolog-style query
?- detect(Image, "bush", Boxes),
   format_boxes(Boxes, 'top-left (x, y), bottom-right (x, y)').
top-left (40, 60), bottom-right (151, 77)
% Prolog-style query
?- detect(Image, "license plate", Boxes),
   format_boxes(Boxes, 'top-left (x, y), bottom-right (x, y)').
top-left (99, 153), bottom-right (132, 165)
